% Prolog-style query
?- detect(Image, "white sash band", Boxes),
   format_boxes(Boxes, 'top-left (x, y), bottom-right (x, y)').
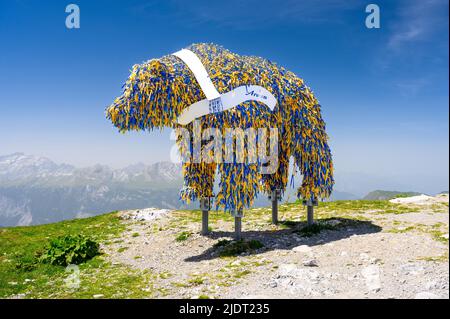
top-left (172, 49), bottom-right (277, 125)
top-left (173, 49), bottom-right (221, 100)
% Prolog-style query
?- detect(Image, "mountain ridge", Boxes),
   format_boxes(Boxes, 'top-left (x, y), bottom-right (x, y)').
top-left (0, 153), bottom-right (185, 226)
top-left (0, 153), bottom-right (182, 187)
top-left (0, 152), bottom-right (357, 227)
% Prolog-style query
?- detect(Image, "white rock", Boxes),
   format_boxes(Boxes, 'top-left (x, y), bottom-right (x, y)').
top-left (274, 264), bottom-right (322, 295)
top-left (400, 263), bottom-right (424, 276)
top-left (425, 281), bottom-right (438, 290)
top-left (127, 208), bottom-right (172, 221)
top-left (389, 194), bottom-right (433, 205)
top-left (278, 263), bottom-right (298, 275)
top-left (293, 245), bottom-right (312, 253)
top-left (325, 272), bottom-right (339, 280)
top-left (93, 294), bottom-right (104, 299)
top-left (361, 265), bottom-right (381, 292)
top-left (414, 292), bottom-right (441, 299)
top-left (359, 253), bottom-right (370, 261)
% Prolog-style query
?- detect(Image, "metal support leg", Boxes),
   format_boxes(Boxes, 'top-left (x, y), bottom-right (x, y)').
top-left (270, 189), bottom-right (280, 224)
top-left (234, 208), bottom-right (243, 240)
top-left (271, 198), bottom-right (278, 224)
top-left (235, 217), bottom-right (242, 240)
top-left (307, 205), bottom-right (314, 226)
top-left (200, 198), bottom-right (210, 235)
top-left (201, 209), bottom-right (209, 235)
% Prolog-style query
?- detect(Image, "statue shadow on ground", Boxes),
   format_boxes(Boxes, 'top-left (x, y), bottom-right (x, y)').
top-left (184, 217), bottom-right (382, 262)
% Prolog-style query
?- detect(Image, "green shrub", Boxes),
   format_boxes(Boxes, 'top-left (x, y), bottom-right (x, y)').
top-left (175, 231), bottom-right (192, 242)
top-left (39, 235), bottom-right (99, 266)
top-left (214, 239), bottom-right (264, 257)
top-left (247, 240), bottom-right (264, 249)
top-left (214, 239), bottom-right (232, 247)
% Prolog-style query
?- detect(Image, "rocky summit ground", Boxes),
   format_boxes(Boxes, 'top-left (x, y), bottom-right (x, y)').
top-left (103, 194), bottom-right (449, 299)
top-left (1, 195), bottom-right (448, 299)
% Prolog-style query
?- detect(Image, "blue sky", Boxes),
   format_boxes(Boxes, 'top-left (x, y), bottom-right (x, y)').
top-left (0, 0), bottom-right (448, 195)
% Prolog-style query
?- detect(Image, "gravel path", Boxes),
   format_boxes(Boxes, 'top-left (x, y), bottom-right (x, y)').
top-left (104, 196), bottom-right (449, 299)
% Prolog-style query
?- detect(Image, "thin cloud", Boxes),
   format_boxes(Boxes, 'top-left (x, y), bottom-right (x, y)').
top-left (387, 0), bottom-right (448, 50)
top-left (372, 0), bottom-right (448, 95)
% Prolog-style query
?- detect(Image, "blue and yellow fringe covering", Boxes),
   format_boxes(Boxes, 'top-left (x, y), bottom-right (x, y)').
top-left (106, 43), bottom-right (334, 212)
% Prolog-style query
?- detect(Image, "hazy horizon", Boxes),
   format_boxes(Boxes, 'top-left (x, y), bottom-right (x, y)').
top-left (1, 151), bottom-right (447, 198)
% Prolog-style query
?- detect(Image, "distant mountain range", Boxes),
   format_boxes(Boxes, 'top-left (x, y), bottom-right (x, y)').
top-left (0, 152), bottom-right (360, 227)
top-left (0, 153), bottom-right (185, 226)
top-left (0, 153), bottom-right (181, 188)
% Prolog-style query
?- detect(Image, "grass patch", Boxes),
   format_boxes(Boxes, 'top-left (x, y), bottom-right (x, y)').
top-left (214, 239), bottom-right (232, 247)
top-left (117, 247), bottom-right (128, 253)
top-left (308, 200), bottom-right (419, 215)
top-left (188, 276), bottom-right (205, 286)
top-left (172, 210), bottom-right (234, 224)
top-left (278, 220), bottom-right (300, 229)
top-left (0, 212), bottom-right (126, 298)
top-left (28, 261), bottom-right (157, 298)
top-left (297, 222), bottom-right (336, 237)
top-left (429, 230), bottom-right (449, 244)
top-left (213, 239), bottom-right (264, 257)
top-left (233, 269), bottom-right (251, 278)
top-left (175, 231), bottom-right (192, 242)
top-left (159, 272), bottom-right (172, 279)
top-left (387, 226), bottom-right (415, 233)
top-left (293, 217), bottom-right (381, 237)
top-left (418, 253), bottom-right (449, 262)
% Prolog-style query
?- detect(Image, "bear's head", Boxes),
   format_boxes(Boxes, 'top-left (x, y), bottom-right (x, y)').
top-left (106, 55), bottom-right (206, 132)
